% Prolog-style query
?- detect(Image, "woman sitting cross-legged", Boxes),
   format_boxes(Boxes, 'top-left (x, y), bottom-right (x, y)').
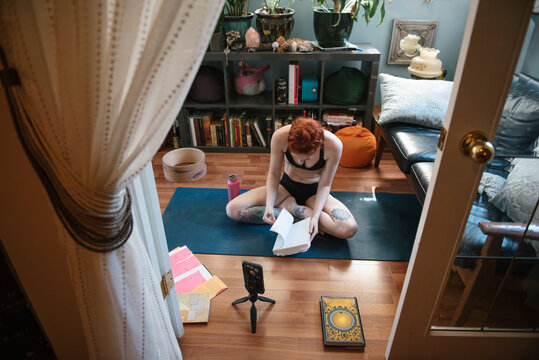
top-left (225, 117), bottom-right (358, 250)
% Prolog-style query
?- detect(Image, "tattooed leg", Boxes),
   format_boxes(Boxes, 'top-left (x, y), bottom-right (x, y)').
top-left (331, 208), bottom-right (351, 221)
top-left (236, 206), bottom-right (281, 224)
top-left (293, 205), bottom-right (312, 220)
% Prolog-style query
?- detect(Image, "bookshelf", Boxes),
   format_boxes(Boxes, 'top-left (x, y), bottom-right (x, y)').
top-left (177, 44), bottom-right (380, 153)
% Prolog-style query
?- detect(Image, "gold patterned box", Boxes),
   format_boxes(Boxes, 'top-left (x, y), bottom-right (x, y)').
top-left (320, 296), bottom-right (365, 348)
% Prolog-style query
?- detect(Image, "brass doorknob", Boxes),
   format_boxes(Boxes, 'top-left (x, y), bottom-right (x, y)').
top-left (460, 132), bottom-right (495, 163)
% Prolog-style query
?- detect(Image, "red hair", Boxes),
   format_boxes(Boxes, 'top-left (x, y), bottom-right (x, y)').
top-left (288, 117), bottom-right (324, 154)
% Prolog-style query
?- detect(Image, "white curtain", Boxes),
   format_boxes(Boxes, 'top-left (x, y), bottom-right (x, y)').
top-left (0, 0), bottom-right (223, 358)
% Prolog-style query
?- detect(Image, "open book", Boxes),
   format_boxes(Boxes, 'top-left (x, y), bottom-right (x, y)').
top-left (270, 209), bottom-right (311, 256)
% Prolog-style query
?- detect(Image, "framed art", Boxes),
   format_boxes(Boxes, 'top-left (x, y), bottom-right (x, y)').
top-left (387, 19), bottom-right (439, 65)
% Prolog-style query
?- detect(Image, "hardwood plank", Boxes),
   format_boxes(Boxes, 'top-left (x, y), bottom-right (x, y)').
top-left (154, 132), bottom-right (412, 359)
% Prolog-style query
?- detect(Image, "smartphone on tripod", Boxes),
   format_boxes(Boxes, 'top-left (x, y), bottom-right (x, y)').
top-left (232, 261), bottom-right (275, 333)
top-left (242, 260), bottom-right (265, 294)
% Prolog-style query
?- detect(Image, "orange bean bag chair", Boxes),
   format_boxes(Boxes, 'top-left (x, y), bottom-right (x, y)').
top-left (335, 125), bottom-right (377, 168)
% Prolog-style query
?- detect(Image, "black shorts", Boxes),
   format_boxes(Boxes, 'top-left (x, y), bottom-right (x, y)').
top-left (279, 172), bottom-right (318, 206)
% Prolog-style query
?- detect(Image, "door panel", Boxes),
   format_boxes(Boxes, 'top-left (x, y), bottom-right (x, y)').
top-left (386, 1), bottom-right (539, 359)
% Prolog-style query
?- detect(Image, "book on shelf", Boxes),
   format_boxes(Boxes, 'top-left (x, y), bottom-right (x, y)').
top-left (193, 111), bottom-right (204, 146)
top-left (188, 113), bottom-right (198, 146)
top-left (177, 292), bottom-right (211, 324)
top-left (288, 61), bottom-right (299, 105)
top-left (252, 116), bottom-right (267, 147)
top-left (221, 114), bottom-right (230, 147)
top-left (201, 112), bottom-right (213, 146)
top-left (322, 111), bottom-right (356, 126)
top-left (270, 208), bottom-right (310, 256)
top-left (320, 296), bottom-right (365, 348)
top-left (210, 119), bottom-right (220, 147)
top-left (245, 116), bottom-right (252, 147)
top-left (233, 114), bottom-right (241, 146)
top-left (240, 113), bottom-right (248, 147)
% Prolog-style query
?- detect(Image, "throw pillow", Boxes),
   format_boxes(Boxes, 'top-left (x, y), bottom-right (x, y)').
top-left (378, 73), bottom-right (453, 129)
top-left (490, 158), bottom-right (539, 224)
top-left (478, 172), bottom-right (506, 201)
top-left (324, 67), bottom-right (367, 105)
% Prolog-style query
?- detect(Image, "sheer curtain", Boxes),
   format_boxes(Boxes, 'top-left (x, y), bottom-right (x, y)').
top-left (0, 0), bottom-right (223, 357)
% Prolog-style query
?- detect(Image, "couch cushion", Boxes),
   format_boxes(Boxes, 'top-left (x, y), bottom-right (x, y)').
top-left (410, 162), bottom-right (433, 204)
top-left (493, 73), bottom-right (539, 156)
top-left (382, 123), bottom-right (440, 173)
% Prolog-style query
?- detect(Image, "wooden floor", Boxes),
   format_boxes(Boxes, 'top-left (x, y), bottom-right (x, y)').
top-left (152, 147), bottom-right (414, 360)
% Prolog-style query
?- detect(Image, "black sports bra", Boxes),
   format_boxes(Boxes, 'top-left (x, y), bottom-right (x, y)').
top-left (285, 145), bottom-right (326, 170)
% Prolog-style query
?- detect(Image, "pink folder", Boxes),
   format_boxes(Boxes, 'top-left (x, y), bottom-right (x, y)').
top-left (171, 255), bottom-right (201, 277)
top-left (169, 246), bottom-right (192, 264)
top-left (175, 271), bottom-right (207, 293)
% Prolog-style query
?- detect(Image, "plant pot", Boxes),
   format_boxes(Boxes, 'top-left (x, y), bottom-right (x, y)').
top-left (255, 8), bottom-right (295, 44)
top-left (209, 32), bottom-right (222, 52)
top-left (313, 9), bottom-right (354, 48)
top-left (222, 13), bottom-right (254, 47)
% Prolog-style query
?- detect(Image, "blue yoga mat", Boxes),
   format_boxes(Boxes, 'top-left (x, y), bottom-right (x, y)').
top-left (163, 188), bottom-right (422, 261)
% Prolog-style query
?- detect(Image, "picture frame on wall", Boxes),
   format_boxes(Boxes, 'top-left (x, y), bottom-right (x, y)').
top-left (387, 19), bottom-right (439, 65)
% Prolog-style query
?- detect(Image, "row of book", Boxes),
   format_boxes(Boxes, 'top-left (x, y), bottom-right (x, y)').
top-left (185, 110), bottom-right (362, 148)
top-left (187, 110), bottom-right (271, 148)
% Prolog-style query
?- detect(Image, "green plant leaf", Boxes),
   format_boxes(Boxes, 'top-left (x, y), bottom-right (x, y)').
top-left (369, 0), bottom-right (379, 18)
top-left (361, 2), bottom-right (370, 24)
top-left (377, 0), bottom-right (385, 26)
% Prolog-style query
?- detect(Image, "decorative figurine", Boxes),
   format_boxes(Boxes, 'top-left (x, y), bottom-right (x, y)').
top-left (245, 27), bottom-right (260, 50)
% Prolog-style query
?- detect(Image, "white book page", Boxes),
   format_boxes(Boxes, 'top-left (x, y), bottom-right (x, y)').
top-left (270, 208), bottom-right (293, 241)
top-left (285, 218), bottom-right (310, 249)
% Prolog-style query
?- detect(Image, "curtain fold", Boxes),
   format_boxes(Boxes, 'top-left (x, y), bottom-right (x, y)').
top-left (1, 0), bottom-right (224, 357)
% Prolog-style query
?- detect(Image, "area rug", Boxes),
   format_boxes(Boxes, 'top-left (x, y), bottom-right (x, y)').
top-left (163, 188), bottom-right (422, 261)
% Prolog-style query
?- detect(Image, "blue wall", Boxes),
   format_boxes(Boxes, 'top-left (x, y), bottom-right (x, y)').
top-left (247, 0), bottom-right (472, 104)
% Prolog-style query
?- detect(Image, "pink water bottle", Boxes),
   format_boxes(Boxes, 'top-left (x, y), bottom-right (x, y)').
top-left (227, 174), bottom-right (240, 201)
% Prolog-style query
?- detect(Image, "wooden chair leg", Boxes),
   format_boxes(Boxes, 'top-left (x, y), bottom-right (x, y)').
top-left (451, 259), bottom-right (495, 326)
top-left (374, 131), bottom-right (386, 168)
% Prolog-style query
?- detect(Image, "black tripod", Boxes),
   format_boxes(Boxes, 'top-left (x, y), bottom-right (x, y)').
top-left (232, 292), bottom-right (275, 333)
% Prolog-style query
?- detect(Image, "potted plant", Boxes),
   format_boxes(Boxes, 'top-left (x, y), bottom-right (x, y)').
top-left (223, 0), bottom-right (254, 47)
top-left (255, 1), bottom-right (296, 44)
top-left (313, 0), bottom-right (389, 48)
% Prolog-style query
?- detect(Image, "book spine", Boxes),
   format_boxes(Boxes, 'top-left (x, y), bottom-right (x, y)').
top-left (253, 118), bottom-right (266, 147)
top-left (294, 64), bottom-right (299, 105)
top-left (210, 123), bottom-right (218, 146)
top-left (222, 114), bottom-right (229, 147)
top-left (194, 115), bottom-right (203, 147)
top-left (265, 114), bottom-right (272, 146)
top-left (229, 113), bottom-right (235, 147)
top-left (288, 62), bottom-right (296, 105)
top-left (234, 116), bottom-right (240, 147)
top-left (203, 112), bottom-right (212, 146)
top-left (241, 115), bottom-right (247, 147)
top-left (188, 113), bottom-right (197, 146)
top-left (246, 118), bottom-right (252, 147)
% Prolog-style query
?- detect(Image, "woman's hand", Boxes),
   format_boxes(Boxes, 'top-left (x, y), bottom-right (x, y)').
top-left (309, 215), bottom-right (319, 241)
top-left (262, 207), bottom-right (276, 225)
